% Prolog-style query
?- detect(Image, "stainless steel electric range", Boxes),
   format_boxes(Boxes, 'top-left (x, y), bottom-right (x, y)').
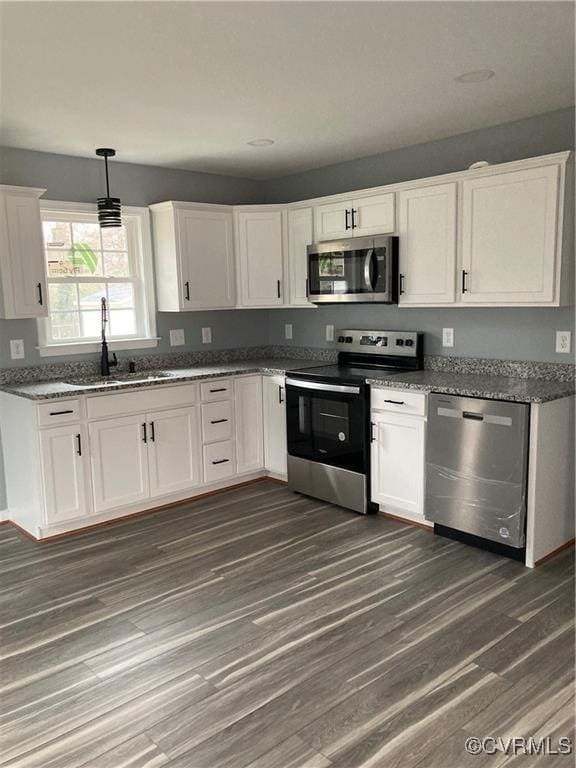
top-left (285, 329), bottom-right (423, 514)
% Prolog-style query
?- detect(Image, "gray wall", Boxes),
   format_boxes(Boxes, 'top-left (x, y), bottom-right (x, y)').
top-left (267, 305), bottom-right (576, 363)
top-left (0, 146), bottom-right (263, 206)
top-left (261, 108), bottom-right (575, 203)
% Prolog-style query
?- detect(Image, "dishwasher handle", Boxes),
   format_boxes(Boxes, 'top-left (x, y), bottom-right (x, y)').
top-left (462, 411), bottom-right (484, 421)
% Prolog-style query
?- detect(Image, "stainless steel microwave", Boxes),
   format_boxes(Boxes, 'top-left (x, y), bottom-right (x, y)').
top-left (307, 235), bottom-right (398, 303)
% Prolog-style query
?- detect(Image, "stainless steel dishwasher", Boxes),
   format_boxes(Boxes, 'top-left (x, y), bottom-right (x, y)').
top-left (425, 393), bottom-right (530, 556)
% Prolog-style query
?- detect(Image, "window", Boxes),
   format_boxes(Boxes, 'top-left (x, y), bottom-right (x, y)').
top-left (38, 203), bottom-right (157, 356)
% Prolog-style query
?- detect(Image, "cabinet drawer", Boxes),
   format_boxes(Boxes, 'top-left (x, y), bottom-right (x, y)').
top-left (38, 400), bottom-right (81, 427)
top-left (371, 388), bottom-right (427, 417)
top-left (87, 383), bottom-right (198, 420)
top-left (201, 400), bottom-right (233, 443)
top-left (203, 440), bottom-right (235, 483)
top-left (201, 378), bottom-right (232, 402)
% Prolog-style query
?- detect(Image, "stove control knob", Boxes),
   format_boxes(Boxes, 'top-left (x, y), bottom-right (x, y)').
top-left (337, 336), bottom-right (345, 343)
top-left (396, 339), bottom-right (404, 346)
top-left (345, 336), bottom-right (353, 343)
top-left (404, 339), bottom-right (414, 347)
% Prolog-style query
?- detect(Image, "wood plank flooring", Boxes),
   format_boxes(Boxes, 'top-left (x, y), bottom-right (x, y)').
top-left (0, 480), bottom-right (574, 767)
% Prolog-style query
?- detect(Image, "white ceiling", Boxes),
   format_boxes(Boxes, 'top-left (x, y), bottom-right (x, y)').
top-left (1, 1), bottom-right (574, 179)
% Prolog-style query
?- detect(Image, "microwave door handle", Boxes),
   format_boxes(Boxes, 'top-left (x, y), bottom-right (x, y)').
top-left (363, 249), bottom-right (377, 290)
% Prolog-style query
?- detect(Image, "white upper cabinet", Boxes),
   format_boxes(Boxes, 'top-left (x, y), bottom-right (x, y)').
top-left (398, 183), bottom-right (457, 305)
top-left (314, 192), bottom-right (395, 241)
top-left (460, 164), bottom-right (561, 305)
top-left (235, 209), bottom-right (284, 306)
top-left (0, 185), bottom-right (48, 319)
top-left (151, 203), bottom-right (235, 311)
top-left (287, 207), bottom-right (313, 305)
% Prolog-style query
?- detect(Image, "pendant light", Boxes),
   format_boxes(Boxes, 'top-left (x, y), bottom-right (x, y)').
top-left (95, 148), bottom-right (121, 228)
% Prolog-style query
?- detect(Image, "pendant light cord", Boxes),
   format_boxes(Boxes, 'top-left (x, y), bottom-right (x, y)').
top-left (104, 155), bottom-right (111, 199)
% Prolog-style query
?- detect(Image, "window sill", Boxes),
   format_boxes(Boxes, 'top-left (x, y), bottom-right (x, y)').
top-left (37, 337), bottom-right (161, 358)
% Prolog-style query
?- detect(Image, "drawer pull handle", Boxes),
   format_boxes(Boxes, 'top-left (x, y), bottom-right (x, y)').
top-left (76, 433), bottom-right (82, 456)
top-left (209, 387), bottom-right (227, 393)
top-left (142, 422), bottom-right (147, 443)
top-left (184, 281), bottom-right (191, 301)
top-left (149, 421), bottom-right (155, 441)
top-left (278, 385), bottom-right (284, 404)
top-left (210, 418), bottom-right (228, 424)
top-left (49, 409), bottom-right (74, 416)
top-left (370, 422), bottom-right (376, 442)
top-left (384, 399), bottom-right (405, 405)
top-left (37, 282), bottom-right (44, 305)
top-left (212, 458), bottom-right (230, 465)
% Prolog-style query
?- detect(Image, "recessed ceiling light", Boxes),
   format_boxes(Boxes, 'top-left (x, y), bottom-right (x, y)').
top-left (455, 69), bottom-right (495, 84)
top-left (247, 138), bottom-right (275, 147)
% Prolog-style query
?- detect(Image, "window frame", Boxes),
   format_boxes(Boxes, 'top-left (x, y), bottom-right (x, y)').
top-left (37, 201), bottom-right (158, 357)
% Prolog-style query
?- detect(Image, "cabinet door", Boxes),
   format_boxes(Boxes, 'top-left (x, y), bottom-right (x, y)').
top-left (398, 183), bottom-right (457, 305)
top-left (89, 414), bottom-right (150, 513)
top-left (0, 191), bottom-right (47, 318)
top-left (314, 200), bottom-right (352, 241)
top-left (461, 164), bottom-right (560, 304)
top-left (370, 411), bottom-right (425, 518)
top-left (287, 208), bottom-right (313, 305)
top-left (177, 208), bottom-right (235, 309)
top-left (351, 193), bottom-right (395, 237)
top-left (263, 375), bottom-right (287, 477)
top-left (236, 210), bottom-right (284, 306)
top-left (234, 375), bottom-right (264, 473)
top-left (147, 406), bottom-right (202, 499)
top-left (39, 425), bottom-right (89, 523)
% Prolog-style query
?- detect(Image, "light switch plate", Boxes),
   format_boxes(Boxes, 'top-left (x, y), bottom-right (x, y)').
top-left (442, 328), bottom-right (454, 348)
top-left (556, 331), bottom-right (571, 354)
top-left (169, 329), bottom-right (185, 346)
top-left (284, 323), bottom-right (293, 340)
top-left (326, 325), bottom-right (334, 342)
top-left (10, 339), bottom-right (25, 360)
top-left (202, 327), bottom-right (212, 344)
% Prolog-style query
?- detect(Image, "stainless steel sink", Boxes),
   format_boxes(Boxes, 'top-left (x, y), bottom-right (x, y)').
top-left (64, 371), bottom-right (176, 388)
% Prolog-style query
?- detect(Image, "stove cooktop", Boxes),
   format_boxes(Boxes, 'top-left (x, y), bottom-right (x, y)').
top-left (287, 363), bottom-right (409, 386)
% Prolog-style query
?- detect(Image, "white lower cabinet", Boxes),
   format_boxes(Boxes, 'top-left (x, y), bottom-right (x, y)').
top-left (39, 424), bottom-right (90, 523)
top-left (148, 406), bottom-right (202, 498)
top-left (370, 390), bottom-right (427, 523)
top-left (234, 375), bottom-right (264, 474)
top-left (89, 414), bottom-right (150, 513)
top-left (263, 375), bottom-right (287, 477)
top-left (203, 440), bottom-right (235, 483)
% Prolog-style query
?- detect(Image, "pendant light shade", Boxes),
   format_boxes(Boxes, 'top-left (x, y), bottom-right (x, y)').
top-left (96, 148), bottom-right (121, 228)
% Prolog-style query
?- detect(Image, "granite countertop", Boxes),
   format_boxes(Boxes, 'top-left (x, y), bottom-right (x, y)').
top-left (0, 359), bottom-right (324, 401)
top-left (1, 358), bottom-right (574, 404)
top-left (367, 369), bottom-right (576, 404)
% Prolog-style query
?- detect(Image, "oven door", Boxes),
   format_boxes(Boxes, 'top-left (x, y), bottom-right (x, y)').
top-left (285, 379), bottom-right (367, 473)
top-left (307, 236), bottom-right (396, 303)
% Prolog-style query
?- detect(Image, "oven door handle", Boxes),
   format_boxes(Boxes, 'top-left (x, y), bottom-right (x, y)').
top-left (285, 378), bottom-right (361, 395)
top-left (363, 248), bottom-right (377, 290)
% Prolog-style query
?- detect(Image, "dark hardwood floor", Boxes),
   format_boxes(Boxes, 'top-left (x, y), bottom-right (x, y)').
top-left (0, 480), bottom-right (574, 767)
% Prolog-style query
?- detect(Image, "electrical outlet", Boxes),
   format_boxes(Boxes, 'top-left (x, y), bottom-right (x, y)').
top-left (556, 331), bottom-right (571, 354)
top-left (284, 323), bottom-right (293, 340)
top-left (326, 325), bottom-right (334, 342)
top-left (442, 328), bottom-right (454, 348)
top-left (169, 329), bottom-right (185, 346)
top-left (202, 327), bottom-right (212, 344)
top-left (10, 339), bottom-right (25, 360)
